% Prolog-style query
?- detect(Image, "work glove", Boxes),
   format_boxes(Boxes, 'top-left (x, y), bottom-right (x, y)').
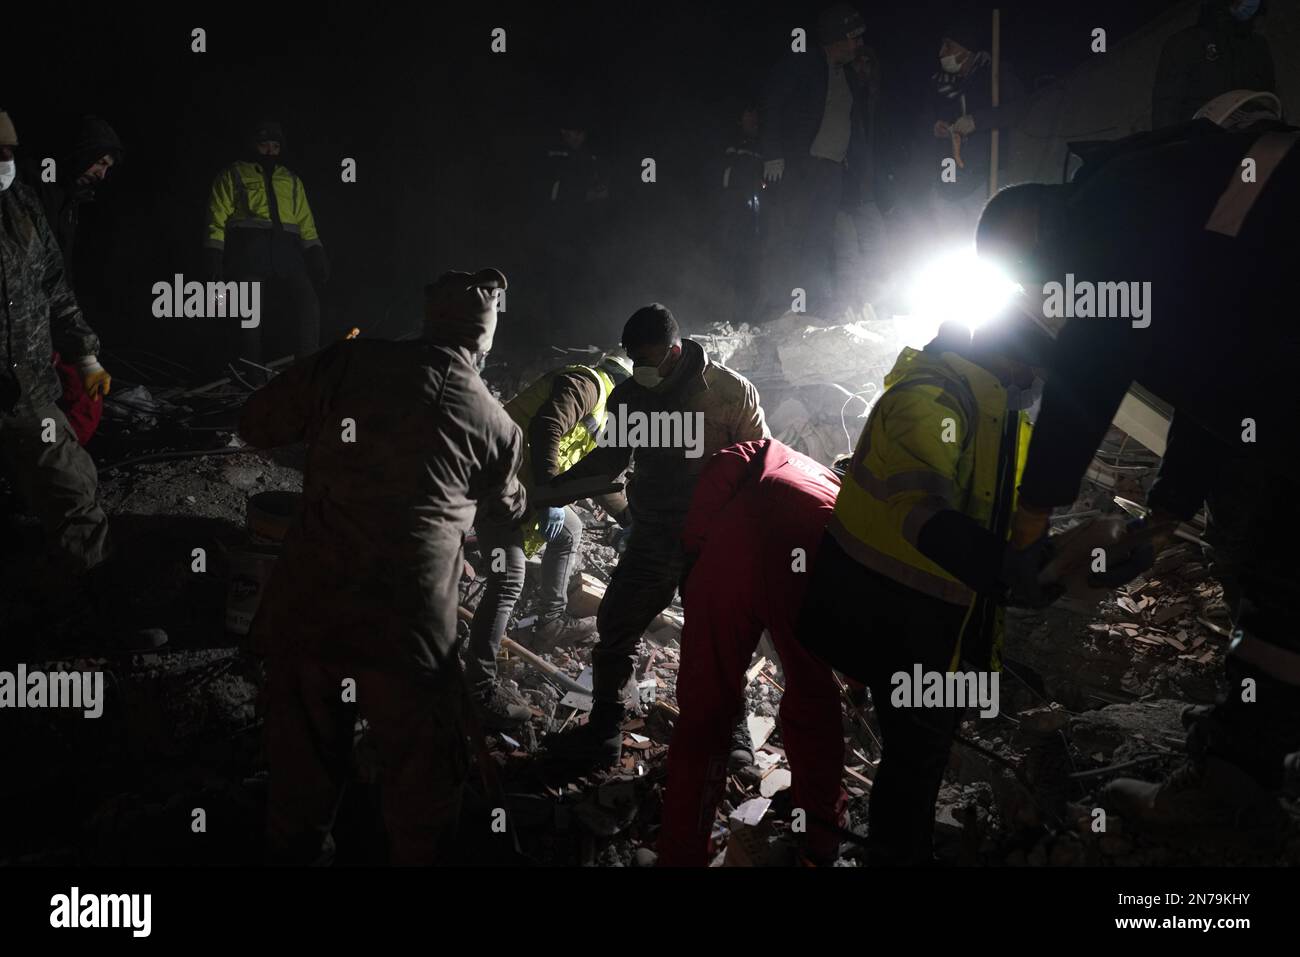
top-left (999, 531), bottom-right (1062, 609)
top-left (952, 114), bottom-right (976, 135)
top-left (202, 247), bottom-right (224, 282)
top-left (763, 158), bottom-right (785, 183)
top-left (305, 245), bottom-right (330, 286)
top-left (76, 356), bottom-right (111, 399)
top-left (1086, 517), bottom-right (1156, 590)
top-left (542, 506), bottom-right (566, 543)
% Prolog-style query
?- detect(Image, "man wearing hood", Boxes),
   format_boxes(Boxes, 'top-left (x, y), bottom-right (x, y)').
top-left (1153, 0), bottom-right (1275, 129)
top-left (239, 268), bottom-right (526, 865)
top-left (20, 115), bottom-right (124, 447)
top-left (205, 119), bottom-right (328, 370)
top-left (539, 303), bottom-right (768, 771)
top-left (0, 108), bottom-right (160, 652)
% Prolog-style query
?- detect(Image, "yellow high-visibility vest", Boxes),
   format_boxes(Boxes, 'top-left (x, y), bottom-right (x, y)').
top-left (828, 346), bottom-right (1032, 665)
top-left (505, 363), bottom-right (617, 557)
top-left (205, 160), bottom-right (322, 250)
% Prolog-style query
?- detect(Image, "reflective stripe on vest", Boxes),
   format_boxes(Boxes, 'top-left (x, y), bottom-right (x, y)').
top-left (1205, 131), bottom-right (1300, 238)
top-left (830, 351), bottom-right (1029, 610)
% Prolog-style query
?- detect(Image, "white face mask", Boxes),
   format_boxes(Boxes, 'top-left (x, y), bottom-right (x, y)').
top-left (0, 160), bottom-right (15, 192)
top-left (940, 54), bottom-right (963, 74)
top-left (632, 366), bottom-right (663, 388)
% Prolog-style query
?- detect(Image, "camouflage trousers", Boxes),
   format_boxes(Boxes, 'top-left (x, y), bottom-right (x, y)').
top-left (0, 403), bottom-right (109, 574)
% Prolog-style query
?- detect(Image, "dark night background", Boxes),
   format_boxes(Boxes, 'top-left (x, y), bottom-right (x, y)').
top-left (4, 0), bottom-right (1184, 371)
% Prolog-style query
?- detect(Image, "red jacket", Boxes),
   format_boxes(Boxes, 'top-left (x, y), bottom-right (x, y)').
top-left (682, 438), bottom-right (840, 564)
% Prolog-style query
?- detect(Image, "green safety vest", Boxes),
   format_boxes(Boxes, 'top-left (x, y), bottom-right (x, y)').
top-left (505, 363), bottom-right (617, 557)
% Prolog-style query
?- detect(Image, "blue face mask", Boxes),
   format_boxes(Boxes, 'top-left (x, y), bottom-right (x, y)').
top-left (1230, 0), bottom-right (1261, 21)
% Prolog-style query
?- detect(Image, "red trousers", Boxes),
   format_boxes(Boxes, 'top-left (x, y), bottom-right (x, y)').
top-left (659, 488), bottom-right (845, 865)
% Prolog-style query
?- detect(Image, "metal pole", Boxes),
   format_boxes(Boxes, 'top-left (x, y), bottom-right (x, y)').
top-left (990, 8), bottom-right (1001, 198)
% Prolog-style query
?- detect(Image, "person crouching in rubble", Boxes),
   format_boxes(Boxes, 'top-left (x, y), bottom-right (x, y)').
top-left (538, 303), bottom-right (769, 772)
top-left (659, 438), bottom-right (848, 866)
top-left (466, 353), bottom-right (633, 729)
top-left (795, 314), bottom-right (1055, 866)
top-left (238, 269), bottom-right (526, 865)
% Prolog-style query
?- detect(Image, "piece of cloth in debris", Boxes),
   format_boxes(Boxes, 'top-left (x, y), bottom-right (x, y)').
top-left (660, 439), bottom-right (846, 866)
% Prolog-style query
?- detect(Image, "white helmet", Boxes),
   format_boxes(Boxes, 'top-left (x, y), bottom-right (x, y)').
top-left (1194, 89), bottom-right (1283, 129)
top-left (598, 354), bottom-right (633, 383)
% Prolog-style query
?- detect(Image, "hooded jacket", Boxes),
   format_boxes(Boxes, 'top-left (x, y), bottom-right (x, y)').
top-left (828, 343), bottom-right (1032, 669)
top-left (0, 181), bottom-right (99, 417)
top-left (552, 337), bottom-right (768, 529)
top-left (19, 116), bottom-right (123, 278)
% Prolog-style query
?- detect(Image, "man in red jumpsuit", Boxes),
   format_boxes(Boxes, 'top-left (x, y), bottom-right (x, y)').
top-left (658, 438), bottom-right (846, 866)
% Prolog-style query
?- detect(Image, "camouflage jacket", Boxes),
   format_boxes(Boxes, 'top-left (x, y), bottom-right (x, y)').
top-left (0, 182), bottom-right (99, 417)
top-left (239, 337), bottom-right (527, 680)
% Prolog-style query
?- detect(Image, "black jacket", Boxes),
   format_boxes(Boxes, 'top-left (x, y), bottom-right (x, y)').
top-left (762, 50), bottom-right (869, 177)
top-left (1017, 119), bottom-right (1300, 514)
top-left (1152, 2), bottom-right (1275, 129)
top-left (19, 117), bottom-right (123, 282)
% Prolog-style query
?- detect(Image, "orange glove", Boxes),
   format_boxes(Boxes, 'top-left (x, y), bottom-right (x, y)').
top-left (77, 356), bottom-right (112, 399)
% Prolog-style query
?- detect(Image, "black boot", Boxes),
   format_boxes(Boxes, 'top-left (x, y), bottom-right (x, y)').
top-left (543, 700), bottom-right (624, 771)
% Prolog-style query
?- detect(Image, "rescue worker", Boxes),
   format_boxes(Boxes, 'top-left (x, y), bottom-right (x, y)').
top-left (1153, 0), bottom-right (1275, 129)
top-left (977, 104), bottom-right (1300, 830)
top-left (21, 115), bottom-right (124, 446)
top-left (239, 268), bottom-right (525, 865)
top-left (466, 353), bottom-right (633, 729)
top-left (659, 438), bottom-right (847, 867)
top-left (540, 303), bottom-right (769, 771)
top-left (0, 108), bottom-right (163, 652)
top-left (204, 119), bottom-right (328, 369)
top-left (796, 316), bottom-right (1052, 865)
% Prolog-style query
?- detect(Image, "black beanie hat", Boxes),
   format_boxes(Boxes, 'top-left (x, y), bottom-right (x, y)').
top-left (66, 116), bottom-right (123, 176)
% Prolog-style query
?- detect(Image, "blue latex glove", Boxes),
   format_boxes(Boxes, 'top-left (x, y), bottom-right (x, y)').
top-left (542, 506), bottom-right (566, 542)
top-left (610, 520), bottom-right (634, 553)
